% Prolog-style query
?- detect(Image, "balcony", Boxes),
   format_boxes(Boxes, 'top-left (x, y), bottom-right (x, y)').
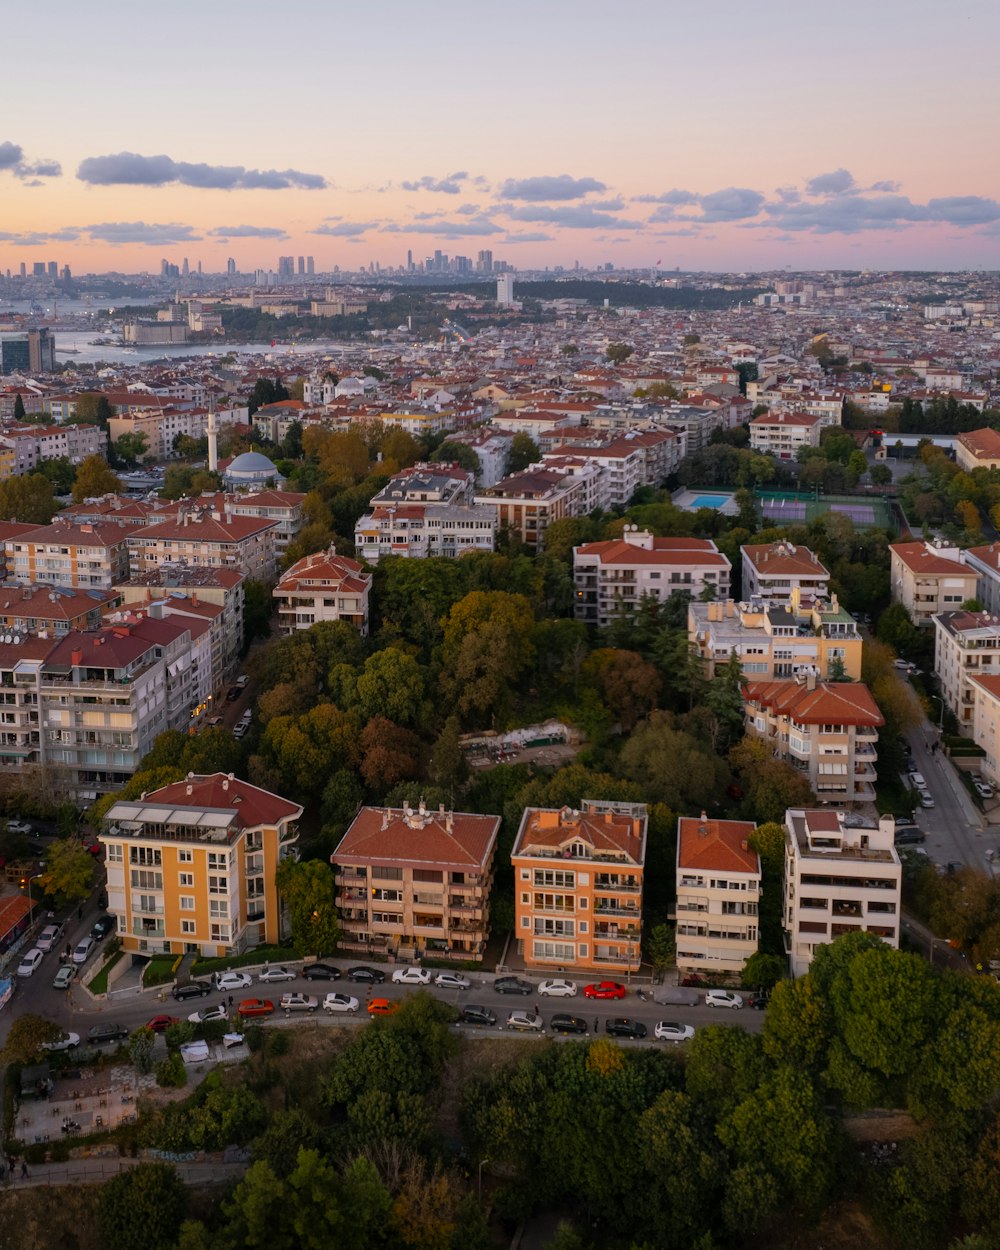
top-left (592, 904), bottom-right (640, 919)
top-left (594, 877), bottom-right (640, 894)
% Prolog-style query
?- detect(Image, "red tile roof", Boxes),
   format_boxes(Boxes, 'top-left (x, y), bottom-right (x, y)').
top-left (677, 816), bottom-right (759, 873)
top-left (512, 804), bottom-right (646, 862)
top-left (575, 536), bottom-right (729, 567)
top-left (742, 679), bottom-right (884, 727)
top-left (742, 542), bottom-right (828, 578)
top-left (957, 428), bottom-right (1000, 461)
top-left (333, 804), bottom-right (500, 872)
top-left (890, 541), bottom-right (970, 576)
top-left (145, 772), bottom-right (302, 828)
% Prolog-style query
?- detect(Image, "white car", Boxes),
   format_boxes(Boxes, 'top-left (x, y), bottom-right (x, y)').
top-left (17, 948), bottom-right (43, 977)
top-left (908, 770), bottom-right (926, 788)
top-left (36, 924), bottom-right (61, 953)
top-left (705, 989), bottom-right (744, 1010)
top-left (41, 1031), bottom-right (80, 1052)
top-left (187, 1005), bottom-right (229, 1024)
top-left (918, 789), bottom-right (935, 809)
top-left (392, 966), bottom-right (432, 986)
top-left (654, 1021), bottom-right (696, 1043)
top-left (538, 978), bottom-right (577, 997)
top-left (279, 992), bottom-right (319, 1013)
top-left (974, 780), bottom-right (994, 799)
top-left (506, 1011), bottom-right (544, 1032)
top-left (323, 992), bottom-right (360, 1014)
top-left (257, 965), bottom-right (296, 983)
top-left (72, 937), bottom-right (94, 964)
top-left (6, 818), bottom-right (32, 835)
top-left (214, 970), bottom-right (253, 992)
top-left (434, 972), bottom-right (471, 990)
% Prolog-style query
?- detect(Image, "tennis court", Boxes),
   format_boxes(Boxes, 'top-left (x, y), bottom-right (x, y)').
top-left (756, 491), bottom-right (894, 531)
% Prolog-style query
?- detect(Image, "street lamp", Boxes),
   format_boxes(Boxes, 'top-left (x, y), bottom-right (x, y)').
top-left (20, 872), bottom-right (44, 930)
top-left (477, 1157), bottom-right (490, 1204)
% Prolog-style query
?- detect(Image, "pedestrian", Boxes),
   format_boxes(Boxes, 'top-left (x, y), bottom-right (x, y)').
top-left (20, 1160), bottom-right (27, 1180)
top-left (228, 994), bottom-right (234, 1010)
top-left (594, 1017), bottom-right (599, 1033)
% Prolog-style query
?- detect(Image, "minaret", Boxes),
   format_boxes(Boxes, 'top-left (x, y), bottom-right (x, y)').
top-left (207, 403), bottom-right (218, 472)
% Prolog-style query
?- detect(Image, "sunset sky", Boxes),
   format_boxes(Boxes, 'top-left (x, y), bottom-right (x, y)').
top-left (2, 0), bottom-right (999, 274)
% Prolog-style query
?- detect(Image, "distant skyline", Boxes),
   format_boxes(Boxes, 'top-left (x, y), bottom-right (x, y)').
top-left (2, 0), bottom-right (999, 274)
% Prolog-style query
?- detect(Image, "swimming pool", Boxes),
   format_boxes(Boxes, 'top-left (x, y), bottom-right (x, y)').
top-left (689, 494), bottom-right (731, 509)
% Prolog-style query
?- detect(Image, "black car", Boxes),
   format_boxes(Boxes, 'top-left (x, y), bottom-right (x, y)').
top-left (493, 976), bottom-right (532, 996)
top-left (894, 827), bottom-right (926, 845)
top-left (550, 1014), bottom-right (588, 1035)
top-left (747, 992), bottom-right (770, 1010)
top-left (90, 914), bottom-right (115, 941)
top-left (225, 686), bottom-right (241, 702)
top-left (346, 965), bottom-right (385, 984)
top-left (605, 1017), bottom-right (648, 1040)
top-left (459, 1004), bottom-right (498, 1027)
top-left (172, 980), bottom-right (213, 1001)
top-left (87, 1022), bottom-right (129, 1044)
top-left (303, 963), bottom-right (341, 981)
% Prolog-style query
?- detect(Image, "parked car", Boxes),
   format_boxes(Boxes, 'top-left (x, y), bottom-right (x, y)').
top-left (90, 914), bottom-right (115, 941)
top-left (367, 997), bottom-right (398, 1016)
top-left (493, 975), bottom-right (533, 996)
top-left (506, 1010), bottom-right (544, 1032)
top-left (40, 1030), bottom-right (80, 1052)
top-left (679, 974), bottom-right (708, 988)
top-left (347, 965), bottom-right (385, 984)
top-left (583, 981), bottom-right (627, 1000)
top-left (303, 963), bottom-right (341, 981)
top-left (323, 992), bottom-right (360, 1014)
top-left (235, 674), bottom-right (249, 688)
top-left (52, 964), bottom-right (76, 990)
top-left (975, 780), bottom-right (994, 799)
top-left (458, 1004), bottom-right (497, 1027)
top-left (17, 948), bottom-right (43, 977)
top-left (71, 937), bottom-right (94, 964)
top-left (747, 992), bottom-right (770, 1010)
top-left (918, 789), bottom-right (935, 809)
top-left (894, 827), bottom-right (926, 845)
top-left (434, 972), bottom-right (471, 990)
top-left (36, 923), bottom-right (61, 953)
top-left (538, 978), bottom-right (578, 997)
top-left (225, 686), bottom-right (240, 702)
top-left (187, 1005), bottom-right (228, 1024)
top-left (87, 1022), bottom-right (129, 1044)
top-left (705, 989), bottom-right (744, 1009)
top-left (549, 1013), bottom-right (588, 1035)
top-left (258, 965), bottom-right (296, 984)
top-left (280, 993), bottom-right (319, 1014)
top-left (908, 770), bottom-right (926, 788)
top-left (172, 980), bottom-right (213, 1001)
top-left (392, 966), bottom-right (432, 986)
top-left (893, 659), bottom-right (916, 673)
top-left (605, 1018), bottom-right (647, 1039)
top-left (214, 971), bottom-right (253, 992)
top-left (233, 723), bottom-right (249, 740)
top-left (145, 1015), bottom-right (179, 1034)
top-left (237, 998), bottom-right (275, 1018)
top-left (654, 1021), bottom-right (695, 1043)
top-left (6, 818), bottom-right (32, 835)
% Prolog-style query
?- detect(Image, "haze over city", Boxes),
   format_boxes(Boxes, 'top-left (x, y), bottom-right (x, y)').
top-left (3, 0), bottom-right (1000, 274)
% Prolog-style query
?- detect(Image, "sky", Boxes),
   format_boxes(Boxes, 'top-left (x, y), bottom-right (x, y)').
top-left (2, 0), bottom-right (999, 275)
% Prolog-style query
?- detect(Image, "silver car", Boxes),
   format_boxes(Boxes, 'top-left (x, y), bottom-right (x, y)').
top-left (506, 1011), bottom-right (544, 1032)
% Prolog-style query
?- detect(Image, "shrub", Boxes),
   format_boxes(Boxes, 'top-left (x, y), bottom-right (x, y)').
top-left (155, 1052), bottom-right (187, 1088)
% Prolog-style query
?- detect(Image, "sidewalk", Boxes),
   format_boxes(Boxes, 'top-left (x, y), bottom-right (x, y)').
top-left (3, 1154), bottom-right (248, 1189)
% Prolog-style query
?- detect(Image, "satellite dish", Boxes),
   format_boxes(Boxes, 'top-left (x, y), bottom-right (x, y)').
top-left (4, 635), bottom-right (12, 644)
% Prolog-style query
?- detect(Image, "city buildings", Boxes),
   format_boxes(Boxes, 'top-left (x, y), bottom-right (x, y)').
top-left (783, 808), bottom-right (901, 977)
top-left (955, 427), bottom-right (1000, 473)
top-left (573, 530), bottom-right (731, 627)
top-left (475, 463), bottom-right (604, 552)
top-left (749, 411), bottom-right (823, 458)
top-left (5, 521), bottom-right (132, 590)
top-left (889, 540), bottom-right (979, 625)
top-left (674, 814), bottom-right (760, 976)
top-left (740, 542), bottom-right (830, 606)
top-left (933, 610), bottom-right (1000, 728)
top-left (741, 675), bottom-right (884, 805)
top-left (332, 800), bottom-right (501, 962)
top-left (0, 423), bottom-right (107, 472)
top-left (127, 506), bottom-right (278, 582)
top-left (273, 546), bottom-right (371, 636)
top-left (510, 800), bottom-right (647, 974)
top-left (101, 772), bottom-right (302, 957)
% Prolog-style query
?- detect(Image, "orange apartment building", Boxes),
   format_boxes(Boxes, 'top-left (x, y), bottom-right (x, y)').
top-left (331, 800), bottom-right (501, 962)
top-left (511, 799), bottom-right (647, 973)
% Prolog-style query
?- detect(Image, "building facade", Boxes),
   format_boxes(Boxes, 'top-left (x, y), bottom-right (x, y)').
top-left (740, 542), bottom-right (830, 606)
top-left (675, 815), bottom-right (760, 975)
top-left (890, 540), bottom-right (978, 625)
top-left (933, 610), bottom-right (1000, 728)
top-left (273, 547), bottom-right (371, 636)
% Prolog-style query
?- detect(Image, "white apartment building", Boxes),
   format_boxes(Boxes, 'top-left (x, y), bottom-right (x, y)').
top-left (0, 423), bottom-right (108, 471)
top-left (741, 542), bottom-right (830, 606)
top-left (675, 815), bottom-right (760, 976)
top-left (542, 441), bottom-right (644, 509)
top-left (783, 809), bottom-right (901, 977)
top-left (273, 547), bottom-right (372, 636)
top-left (354, 502), bottom-right (497, 564)
top-left (890, 541), bottom-right (978, 626)
top-left (742, 676), bottom-right (884, 805)
top-left (573, 529), bottom-right (731, 627)
top-left (228, 490), bottom-right (305, 560)
top-left (749, 411), bottom-right (823, 458)
top-left (933, 610), bottom-right (1000, 728)
top-left (444, 430), bottom-right (512, 487)
top-left (960, 544), bottom-right (1000, 617)
top-left (970, 674), bottom-right (1000, 786)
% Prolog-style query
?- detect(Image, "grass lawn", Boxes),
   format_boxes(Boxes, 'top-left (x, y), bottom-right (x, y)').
top-left (87, 949), bottom-right (125, 995)
top-left (191, 944), bottom-right (298, 977)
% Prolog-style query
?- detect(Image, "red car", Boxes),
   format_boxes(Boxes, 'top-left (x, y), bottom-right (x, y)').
top-left (583, 981), bottom-right (627, 1000)
top-left (367, 997), bottom-right (399, 1017)
top-left (238, 998), bottom-right (275, 1018)
top-left (145, 1015), bottom-right (179, 1034)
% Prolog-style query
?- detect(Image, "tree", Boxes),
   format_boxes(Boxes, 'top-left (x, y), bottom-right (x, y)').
top-left (98, 1163), bottom-right (188, 1250)
top-left (0, 473), bottom-right (57, 523)
top-left (243, 579), bottom-right (273, 647)
top-left (129, 1025), bottom-right (156, 1074)
top-left (605, 342), bottom-right (634, 365)
top-left (38, 836), bottom-right (95, 905)
top-left (441, 591), bottom-right (537, 724)
top-left (72, 454), bottom-right (121, 502)
top-left (355, 648), bottom-right (428, 729)
top-left (742, 951), bottom-right (785, 991)
top-left (583, 648), bottom-right (662, 731)
top-left (38, 456), bottom-right (76, 495)
top-left (507, 432), bottom-right (540, 474)
top-left (275, 858), bottom-right (340, 957)
top-left (112, 431), bottom-right (150, 469)
top-left (870, 462), bottom-right (892, 486)
top-left (359, 717), bottom-right (424, 794)
top-left (1, 1013), bottom-right (62, 1064)
top-left (430, 441), bottom-right (480, 477)
top-left (428, 715), bottom-right (469, 793)
top-left (12, 392), bottom-right (25, 420)
top-left (645, 922), bottom-right (676, 976)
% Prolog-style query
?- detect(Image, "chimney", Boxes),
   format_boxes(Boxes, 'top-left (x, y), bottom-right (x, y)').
top-left (70, 649), bottom-right (83, 666)
top-left (806, 670), bottom-right (817, 691)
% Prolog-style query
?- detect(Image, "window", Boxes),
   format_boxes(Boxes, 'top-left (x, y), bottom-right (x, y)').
top-left (106, 844), bottom-right (123, 863)
top-left (178, 873), bottom-right (194, 887)
top-left (130, 846), bottom-right (161, 867)
top-left (207, 852), bottom-right (227, 870)
top-left (178, 849), bottom-right (193, 864)
top-left (180, 896), bottom-right (195, 911)
top-left (372, 888), bottom-right (402, 902)
top-left (209, 900), bottom-right (228, 918)
top-left (532, 940), bottom-right (574, 961)
top-left (131, 870), bottom-right (162, 890)
top-left (208, 875), bottom-right (227, 895)
top-left (181, 920), bottom-right (196, 935)
top-left (533, 869), bottom-right (575, 889)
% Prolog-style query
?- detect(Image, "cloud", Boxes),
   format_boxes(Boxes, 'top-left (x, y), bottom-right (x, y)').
top-left (76, 152), bottom-right (326, 190)
top-left (633, 189), bottom-right (699, 205)
top-left (208, 225), bottom-right (289, 239)
top-left (925, 196), bottom-right (1000, 225)
top-left (806, 168), bottom-right (856, 196)
top-left (761, 194), bottom-right (929, 233)
top-left (869, 180), bottom-right (900, 193)
top-left (502, 204), bottom-right (643, 229)
top-left (84, 221), bottom-right (203, 245)
top-left (0, 141), bottom-right (23, 170)
top-left (697, 187), bottom-right (766, 221)
top-left (0, 229), bottom-right (80, 245)
top-left (499, 174), bottom-right (606, 201)
top-left (400, 173), bottom-right (467, 194)
top-left (501, 232), bottom-right (554, 243)
top-left (0, 141), bottom-right (61, 180)
top-left (455, 203), bottom-right (482, 215)
top-left (588, 198), bottom-right (625, 211)
top-left (312, 221), bottom-right (379, 237)
top-left (382, 216), bottom-right (502, 237)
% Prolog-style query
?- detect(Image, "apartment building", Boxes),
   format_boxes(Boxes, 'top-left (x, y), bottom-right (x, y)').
top-left (542, 440), bottom-right (644, 508)
top-left (59, 495), bottom-right (165, 528)
top-left (0, 583), bottom-right (118, 636)
top-left (689, 593), bottom-right (863, 681)
top-left (0, 523), bottom-right (43, 580)
top-left (107, 404), bottom-right (247, 461)
top-left (742, 676), bottom-right (884, 805)
top-left (101, 772), bottom-right (302, 958)
top-left (959, 544), bottom-right (1000, 616)
top-left (444, 429), bottom-right (512, 487)
top-left (371, 463), bottom-right (476, 507)
top-left (573, 530), bottom-right (731, 627)
top-left (955, 427), bottom-right (1000, 473)
top-left (749, 411), bottom-right (823, 458)
top-left (511, 800), bottom-right (647, 974)
top-left (783, 808), bottom-right (901, 976)
top-left (354, 502), bottom-right (497, 564)
top-left (332, 800), bottom-right (501, 962)
top-left (475, 463), bottom-right (604, 553)
top-left (115, 565), bottom-right (245, 688)
top-left (889, 540), bottom-right (978, 625)
top-left (273, 546), bottom-right (371, 636)
top-left (127, 508), bottom-right (278, 582)
top-left (970, 674), bottom-right (1000, 785)
top-left (0, 423), bottom-right (108, 472)
top-left (933, 610), bottom-right (1000, 728)
top-left (6, 521), bottom-right (131, 590)
top-left (228, 489), bottom-right (305, 560)
top-left (741, 542), bottom-right (830, 606)
top-left (675, 815), bottom-right (760, 976)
